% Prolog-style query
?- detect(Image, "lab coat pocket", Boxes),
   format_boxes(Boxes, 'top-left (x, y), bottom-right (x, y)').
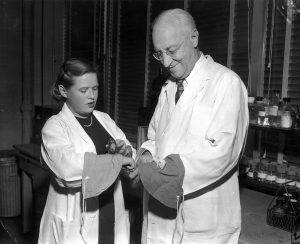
top-left (189, 105), bottom-right (212, 137)
top-left (51, 213), bottom-right (82, 244)
top-left (80, 212), bottom-right (98, 239)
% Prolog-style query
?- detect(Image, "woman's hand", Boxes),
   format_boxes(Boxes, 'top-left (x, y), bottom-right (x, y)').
top-left (119, 155), bottom-right (136, 168)
top-left (115, 139), bottom-right (133, 157)
top-left (106, 138), bottom-right (133, 157)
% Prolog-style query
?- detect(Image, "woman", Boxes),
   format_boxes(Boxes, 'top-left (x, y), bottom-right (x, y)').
top-left (38, 58), bottom-right (135, 244)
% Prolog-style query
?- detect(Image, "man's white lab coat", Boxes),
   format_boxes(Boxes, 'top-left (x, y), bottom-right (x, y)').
top-left (141, 54), bottom-right (249, 244)
top-left (38, 103), bottom-right (130, 244)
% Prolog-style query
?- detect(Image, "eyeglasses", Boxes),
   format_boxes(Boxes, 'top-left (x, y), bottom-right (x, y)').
top-left (152, 39), bottom-right (185, 61)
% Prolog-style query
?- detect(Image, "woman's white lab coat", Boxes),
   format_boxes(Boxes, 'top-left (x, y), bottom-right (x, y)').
top-left (38, 103), bottom-right (131, 244)
top-left (141, 54), bottom-right (249, 244)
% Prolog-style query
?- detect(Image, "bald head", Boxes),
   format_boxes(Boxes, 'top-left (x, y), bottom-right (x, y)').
top-left (151, 9), bottom-right (200, 80)
top-left (152, 9), bottom-right (196, 36)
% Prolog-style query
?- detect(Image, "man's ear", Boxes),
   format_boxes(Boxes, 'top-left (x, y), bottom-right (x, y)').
top-left (191, 28), bottom-right (199, 48)
top-left (58, 85), bottom-right (68, 98)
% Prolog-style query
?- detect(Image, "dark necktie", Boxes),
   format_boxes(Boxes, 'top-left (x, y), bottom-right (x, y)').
top-left (175, 80), bottom-right (184, 104)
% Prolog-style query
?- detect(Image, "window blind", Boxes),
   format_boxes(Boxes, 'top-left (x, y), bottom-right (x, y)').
top-left (188, 0), bottom-right (230, 66)
top-left (231, 0), bottom-right (249, 87)
top-left (65, 0), bottom-right (96, 60)
top-left (263, 0), bottom-right (286, 100)
top-left (115, 0), bottom-right (148, 143)
top-left (288, 12), bottom-right (300, 105)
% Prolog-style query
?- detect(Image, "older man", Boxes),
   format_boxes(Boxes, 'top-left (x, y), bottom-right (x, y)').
top-left (133, 8), bottom-right (249, 244)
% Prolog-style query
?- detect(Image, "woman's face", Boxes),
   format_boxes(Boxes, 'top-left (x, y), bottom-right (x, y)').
top-left (62, 72), bottom-right (98, 118)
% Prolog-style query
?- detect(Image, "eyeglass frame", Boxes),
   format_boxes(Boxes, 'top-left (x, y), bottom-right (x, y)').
top-left (152, 38), bottom-right (186, 61)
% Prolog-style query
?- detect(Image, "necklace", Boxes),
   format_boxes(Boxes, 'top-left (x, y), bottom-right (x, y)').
top-left (82, 115), bottom-right (93, 127)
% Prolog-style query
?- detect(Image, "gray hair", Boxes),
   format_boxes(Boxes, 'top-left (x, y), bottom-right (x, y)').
top-left (152, 8), bottom-right (196, 34)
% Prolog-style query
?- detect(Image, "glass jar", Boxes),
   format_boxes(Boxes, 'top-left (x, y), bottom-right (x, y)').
top-left (295, 168), bottom-right (300, 190)
top-left (286, 166), bottom-right (297, 189)
top-left (257, 163), bottom-right (267, 182)
top-left (281, 98), bottom-right (294, 128)
top-left (248, 97), bottom-right (257, 125)
top-left (256, 97), bottom-right (268, 126)
top-left (266, 162), bottom-right (277, 184)
top-left (244, 158), bottom-right (252, 174)
top-left (268, 90), bottom-right (280, 127)
top-left (247, 161), bottom-right (257, 180)
top-left (275, 164), bottom-right (287, 185)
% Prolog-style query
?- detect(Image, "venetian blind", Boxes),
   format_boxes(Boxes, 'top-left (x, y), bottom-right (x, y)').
top-left (188, 0), bottom-right (230, 66)
top-left (65, 0), bottom-right (96, 60)
top-left (263, 0), bottom-right (286, 100)
top-left (147, 0), bottom-right (184, 107)
top-left (288, 12), bottom-right (300, 105)
top-left (115, 0), bottom-right (148, 143)
top-left (231, 0), bottom-right (249, 87)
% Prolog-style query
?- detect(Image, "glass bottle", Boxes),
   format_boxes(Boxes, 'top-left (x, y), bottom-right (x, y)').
top-left (266, 162), bottom-right (277, 184)
top-left (248, 97), bottom-right (258, 125)
top-left (244, 158), bottom-right (252, 174)
top-left (286, 165), bottom-right (297, 189)
top-left (281, 98), bottom-right (293, 128)
top-left (275, 164), bottom-right (287, 185)
top-left (247, 160), bottom-right (257, 180)
top-left (257, 163), bottom-right (267, 182)
top-left (268, 90), bottom-right (280, 127)
top-left (257, 97), bottom-right (267, 126)
top-left (296, 168), bottom-right (300, 190)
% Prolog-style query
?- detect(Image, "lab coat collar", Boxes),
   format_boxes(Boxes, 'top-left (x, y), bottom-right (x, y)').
top-left (175, 53), bottom-right (215, 108)
top-left (185, 52), bottom-right (215, 84)
top-left (59, 103), bottom-right (95, 147)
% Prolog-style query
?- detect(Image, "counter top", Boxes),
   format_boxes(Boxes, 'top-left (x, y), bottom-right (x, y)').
top-left (239, 187), bottom-right (290, 244)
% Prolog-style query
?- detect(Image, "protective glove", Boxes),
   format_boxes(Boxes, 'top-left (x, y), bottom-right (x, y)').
top-left (136, 150), bottom-right (153, 166)
top-left (124, 150), bottom-right (153, 188)
top-left (82, 153), bottom-right (135, 199)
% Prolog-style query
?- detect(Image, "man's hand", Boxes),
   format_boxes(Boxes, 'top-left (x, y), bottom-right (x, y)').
top-left (127, 167), bottom-right (140, 187)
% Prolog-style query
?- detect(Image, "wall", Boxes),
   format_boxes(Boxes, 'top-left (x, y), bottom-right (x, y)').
top-left (0, 0), bottom-right (22, 150)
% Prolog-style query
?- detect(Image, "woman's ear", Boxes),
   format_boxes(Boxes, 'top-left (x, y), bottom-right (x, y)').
top-left (191, 28), bottom-right (199, 48)
top-left (58, 85), bottom-right (68, 98)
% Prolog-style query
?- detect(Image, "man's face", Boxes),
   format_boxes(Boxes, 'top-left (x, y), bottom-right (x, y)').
top-left (152, 22), bottom-right (199, 80)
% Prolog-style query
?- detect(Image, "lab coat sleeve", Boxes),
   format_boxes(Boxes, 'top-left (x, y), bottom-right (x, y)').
top-left (181, 74), bottom-right (248, 194)
top-left (41, 118), bottom-right (85, 187)
top-left (140, 85), bottom-right (167, 156)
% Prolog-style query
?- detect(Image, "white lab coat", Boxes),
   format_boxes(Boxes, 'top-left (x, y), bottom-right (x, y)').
top-left (141, 54), bottom-right (249, 244)
top-left (38, 103), bottom-right (131, 244)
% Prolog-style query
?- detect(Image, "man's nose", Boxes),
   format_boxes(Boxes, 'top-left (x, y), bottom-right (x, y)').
top-left (161, 52), bottom-right (173, 67)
